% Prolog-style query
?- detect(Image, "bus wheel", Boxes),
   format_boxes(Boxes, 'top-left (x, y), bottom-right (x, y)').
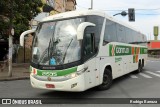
top-left (97, 69), bottom-right (112, 90)
top-left (136, 61), bottom-right (142, 73)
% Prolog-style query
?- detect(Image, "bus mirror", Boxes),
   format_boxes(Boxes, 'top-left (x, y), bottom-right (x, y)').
top-left (20, 29), bottom-right (36, 46)
top-left (77, 22), bottom-right (95, 40)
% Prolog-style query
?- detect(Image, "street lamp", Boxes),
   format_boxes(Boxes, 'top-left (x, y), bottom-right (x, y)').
top-left (113, 8), bottom-right (135, 22)
top-left (113, 11), bottom-right (127, 16)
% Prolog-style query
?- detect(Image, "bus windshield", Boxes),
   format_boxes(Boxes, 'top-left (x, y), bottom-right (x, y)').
top-left (32, 17), bottom-right (85, 65)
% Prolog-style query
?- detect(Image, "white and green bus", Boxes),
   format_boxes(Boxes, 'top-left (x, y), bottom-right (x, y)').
top-left (20, 10), bottom-right (147, 91)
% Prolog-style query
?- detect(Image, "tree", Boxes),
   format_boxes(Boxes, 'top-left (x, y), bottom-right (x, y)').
top-left (0, 0), bottom-right (43, 40)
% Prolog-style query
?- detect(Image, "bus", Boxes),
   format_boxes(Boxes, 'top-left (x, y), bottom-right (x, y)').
top-left (20, 10), bottom-right (147, 91)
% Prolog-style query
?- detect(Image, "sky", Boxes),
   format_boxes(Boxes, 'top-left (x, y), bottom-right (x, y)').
top-left (76, 0), bottom-right (160, 40)
top-left (35, 0), bottom-right (160, 40)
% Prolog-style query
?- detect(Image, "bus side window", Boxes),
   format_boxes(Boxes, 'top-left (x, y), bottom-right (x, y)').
top-left (103, 19), bottom-right (117, 45)
top-left (84, 33), bottom-right (95, 57)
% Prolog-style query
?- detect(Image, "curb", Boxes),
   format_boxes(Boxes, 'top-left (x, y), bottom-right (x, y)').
top-left (0, 77), bottom-right (30, 81)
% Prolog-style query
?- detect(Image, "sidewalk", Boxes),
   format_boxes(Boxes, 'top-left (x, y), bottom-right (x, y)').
top-left (0, 63), bottom-right (30, 81)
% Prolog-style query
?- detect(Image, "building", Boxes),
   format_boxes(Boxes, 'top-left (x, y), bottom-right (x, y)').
top-left (42, 0), bottom-right (76, 15)
top-left (147, 26), bottom-right (160, 57)
top-left (65, 0), bottom-right (77, 11)
top-left (147, 40), bottom-right (160, 56)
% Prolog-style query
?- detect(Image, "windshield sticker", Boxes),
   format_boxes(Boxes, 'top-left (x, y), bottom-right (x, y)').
top-left (50, 58), bottom-right (56, 65)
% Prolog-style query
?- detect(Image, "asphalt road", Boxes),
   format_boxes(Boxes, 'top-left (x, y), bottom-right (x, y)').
top-left (1, 60), bottom-right (160, 107)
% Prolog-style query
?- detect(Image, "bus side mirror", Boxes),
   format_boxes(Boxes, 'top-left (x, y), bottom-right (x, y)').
top-left (20, 29), bottom-right (36, 46)
top-left (77, 22), bottom-right (95, 40)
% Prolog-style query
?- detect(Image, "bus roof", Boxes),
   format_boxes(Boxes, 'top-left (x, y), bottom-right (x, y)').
top-left (42, 10), bottom-right (144, 36)
top-left (42, 10), bottom-right (106, 21)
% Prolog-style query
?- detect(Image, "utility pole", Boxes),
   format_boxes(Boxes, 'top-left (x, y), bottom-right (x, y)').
top-left (91, 0), bottom-right (93, 9)
top-left (8, 0), bottom-right (14, 77)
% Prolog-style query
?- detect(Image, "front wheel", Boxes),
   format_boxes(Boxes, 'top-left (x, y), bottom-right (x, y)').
top-left (97, 69), bottom-right (112, 90)
top-left (136, 61), bottom-right (142, 73)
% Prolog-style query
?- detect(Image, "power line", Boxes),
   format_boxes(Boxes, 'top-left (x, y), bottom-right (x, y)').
top-left (135, 8), bottom-right (160, 11)
top-left (136, 13), bottom-right (160, 15)
top-left (76, 5), bottom-right (160, 15)
top-left (77, 5), bottom-right (160, 11)
top-left (102, 8), bottom-right (160, 11)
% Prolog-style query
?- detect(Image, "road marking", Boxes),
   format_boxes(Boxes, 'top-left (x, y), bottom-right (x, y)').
top-left (145, 71), bottom-right (160, 78)
top-left (130, 74), bottom-right (138, 78)
top-left (139, 73), bottom-right (152, 78)
top-left (156, 71), bottom-right (160, 73)
top-left (147, 60), bottom-right (160, 62)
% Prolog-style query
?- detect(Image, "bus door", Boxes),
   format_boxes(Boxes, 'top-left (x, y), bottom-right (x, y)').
top-left (83, 30), bottom-right (98, 88)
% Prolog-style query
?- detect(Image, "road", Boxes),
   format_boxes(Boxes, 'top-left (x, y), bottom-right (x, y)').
top-left (0, 60), bottom-right (160, 107)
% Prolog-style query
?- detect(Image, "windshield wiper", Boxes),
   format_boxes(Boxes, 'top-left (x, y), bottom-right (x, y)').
top-left (48, 39), bottom-right (52, 65)
top-left (62, 39), bottom-right (73, 63)
top-left (38, 23), bottom-right (57, 65)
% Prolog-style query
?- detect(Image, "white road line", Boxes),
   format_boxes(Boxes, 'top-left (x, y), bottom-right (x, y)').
top-left (130, 74), bottom-right (138, 78)
top-left (139, 73), bottom-right (152, 78)
top-left (145, 71), bottom-right (160, 78)
top-left (147, 60), bottom-right (160, 62)
top-left (156, 71), bottom-right (160, 73)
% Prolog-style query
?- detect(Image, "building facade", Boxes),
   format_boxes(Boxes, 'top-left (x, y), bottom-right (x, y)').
top-left (147, 40), bottom-right (160, 57)
top-left (42, 0), bottom-right (76, 15)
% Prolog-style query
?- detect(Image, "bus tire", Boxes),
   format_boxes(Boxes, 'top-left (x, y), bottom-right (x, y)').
top-left (97, 69), bottom-right (112, 90)
top-left (136, 61), bottom-right (142, 73)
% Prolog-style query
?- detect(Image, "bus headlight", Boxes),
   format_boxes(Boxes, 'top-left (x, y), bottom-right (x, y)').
top-left (65, 72), bottom-right (77, 79)
top-left (65, 67), bottom-right (88, 79)
top-left (76, 67), bottom-right (88, 75)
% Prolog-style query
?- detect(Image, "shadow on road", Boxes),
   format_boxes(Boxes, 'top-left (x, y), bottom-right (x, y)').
top-left (39, 73), bottom-right (133, 98)
top-left (39, 87), bottom-right (99, 98)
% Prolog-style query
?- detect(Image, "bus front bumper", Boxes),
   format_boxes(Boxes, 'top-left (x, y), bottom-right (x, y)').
top-left (30, 74), bottom-right (86, 92)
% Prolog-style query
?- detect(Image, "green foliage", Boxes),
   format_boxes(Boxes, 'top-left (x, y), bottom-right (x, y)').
top-left (0, 0), bottom-right (42, 40)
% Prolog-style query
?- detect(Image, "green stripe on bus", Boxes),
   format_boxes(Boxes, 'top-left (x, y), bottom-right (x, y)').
top-left (140, 47), bottom-right (148, 54)
top-left (36, 66), bottom-right (77, 77)
top-left (109, 44), bottom-right (147, 56)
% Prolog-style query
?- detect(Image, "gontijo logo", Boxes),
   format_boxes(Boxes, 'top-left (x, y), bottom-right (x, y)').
top-left (109, 44), bottom-right (131, 56)
top-left (115, 46), bottom-right (130, 54)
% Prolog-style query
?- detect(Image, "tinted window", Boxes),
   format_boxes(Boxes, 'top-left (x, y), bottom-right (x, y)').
top-left (125, 28), bottom-right (133, 43)
top-left (86, 15), bottom-right (104, 50)
top-left (103, 19), bottom-right (117, 45)
top-left (83, 33), bottom-right (95, 57)
top-left (103, 18), bottom-right (147, 44)
top-left (116, 24), bottom-right (126, 43)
